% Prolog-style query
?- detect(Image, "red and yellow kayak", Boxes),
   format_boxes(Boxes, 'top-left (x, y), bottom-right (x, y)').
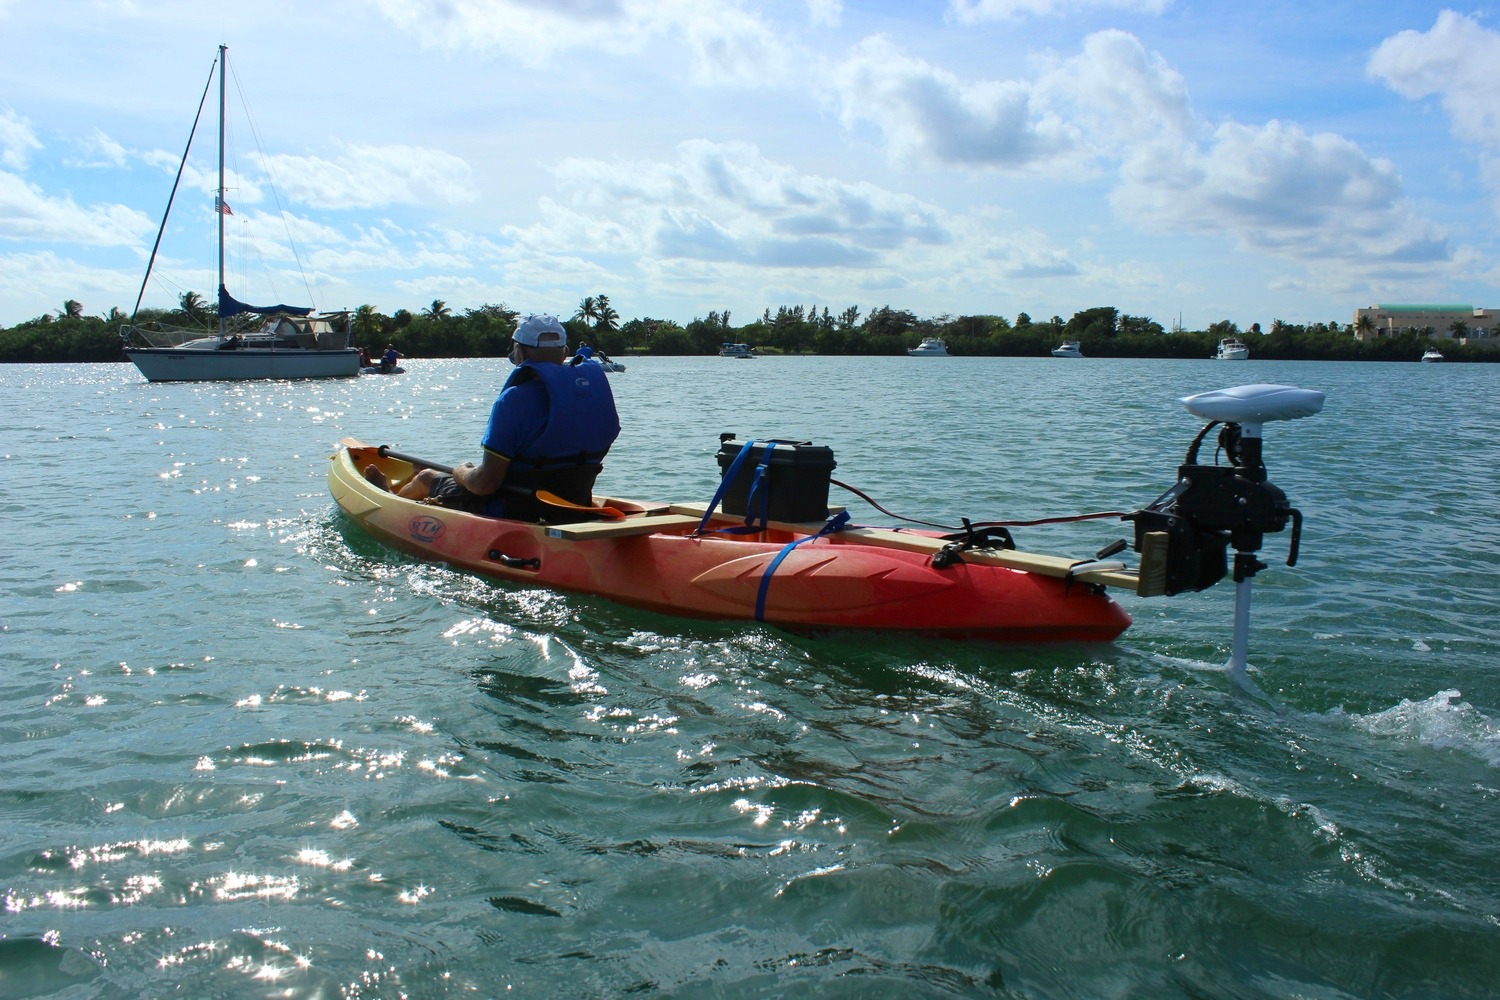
top-left (329, 439), bottom-right (1136, 642)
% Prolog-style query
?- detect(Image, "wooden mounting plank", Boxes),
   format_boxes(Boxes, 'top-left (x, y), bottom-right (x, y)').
top-left (543, 513), bottom-right (702, 540)
top-left (669, 502), bottom-right (843, 532)
top-left (831, 527), bottom-right (1141, 591)
top-left (670, 503), bottom-right (1141, 591)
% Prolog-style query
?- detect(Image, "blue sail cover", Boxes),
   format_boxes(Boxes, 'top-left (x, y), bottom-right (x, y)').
top-left (218, 285), bottom-right (312, 318)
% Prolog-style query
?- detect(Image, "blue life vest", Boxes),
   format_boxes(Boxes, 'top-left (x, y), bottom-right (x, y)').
top-left (494, 360), bottom-right (620, 520)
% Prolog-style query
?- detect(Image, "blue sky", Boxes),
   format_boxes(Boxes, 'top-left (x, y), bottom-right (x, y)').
top-left (2, 0), bottom-right (1498, 331)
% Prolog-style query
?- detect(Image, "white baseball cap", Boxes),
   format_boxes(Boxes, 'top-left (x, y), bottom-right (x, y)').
top-left (513, 313), bottom-right (568, 348)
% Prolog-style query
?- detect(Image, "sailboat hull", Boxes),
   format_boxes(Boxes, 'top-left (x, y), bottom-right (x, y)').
top-left (125, 347), bottom-right (360, 382)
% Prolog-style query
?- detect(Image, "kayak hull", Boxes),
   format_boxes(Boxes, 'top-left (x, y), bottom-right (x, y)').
top-left (329, 441), bottom-right (1132, 642)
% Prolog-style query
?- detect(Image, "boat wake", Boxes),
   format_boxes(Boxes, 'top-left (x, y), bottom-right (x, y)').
top-left (1325, 689), bottom-right (1500, 767)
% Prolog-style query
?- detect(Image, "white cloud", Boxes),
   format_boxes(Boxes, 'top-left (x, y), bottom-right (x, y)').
top-left (0, 108), bottom-right (42, 171)
top-left (1113, 119), bottom-right (1450, 271)
top-left (541, 139), bottom-right (951, 267)
top-left (370, 0), bottom-right (792, 83)
top-left (807, 0), bottom-right (841, 28)
top-left (1035, 29), bottom-right (1195, 150)
top-left (67, 129), bottom-right (129, 169)
top-left (1369, 10), bottom-right (1500, 148)
top-left (263, 144), bottom-right (477, 210)
top-left (0, 171), bottom-right (153, 245)
top-left (489, 140), bottom-right (1096, 319)
top-left (831, 35), bottom-right (1077, 169)
top-left (1369, 11), bottom-right (1500, 218)
top-left (834, 28), bottom-right (1455, 287)
top-left (949, 0), bottom-right (1170, 22)
top-left (0, 250), bottom-right (144, 320)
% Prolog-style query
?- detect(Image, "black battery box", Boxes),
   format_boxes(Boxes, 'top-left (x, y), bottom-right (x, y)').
top-left (714, 435), bottom-right (836, 523)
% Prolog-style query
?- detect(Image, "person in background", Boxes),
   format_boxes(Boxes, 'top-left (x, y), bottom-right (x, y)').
top-left (571, 342), bottom-right (594, 366)
top-left (364, 314), bottom-right (620, 521)
top-left (358, 346), bottom-right (372, 367)
top-left (380, 343), bottom-right (401, 373)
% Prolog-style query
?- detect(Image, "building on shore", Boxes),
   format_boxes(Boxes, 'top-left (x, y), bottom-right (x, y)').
top-left (1353, 305), bottom-right (1496, 346)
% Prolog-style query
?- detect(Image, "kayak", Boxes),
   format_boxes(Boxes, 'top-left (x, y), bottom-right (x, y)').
top-left (361, 365), bottom-right (405, 375)
top-left (328, 438), bottom-right (1137, 641)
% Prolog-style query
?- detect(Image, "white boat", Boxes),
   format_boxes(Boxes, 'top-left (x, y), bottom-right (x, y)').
top-left (907, 337), bottom-right (948, 357)
top-left (1421, 347), bottom-right (1444, 363)
top-left (719, 343), bottom-right (757, 358)
top-left (1214, 337), bottom-right (1250, 361)
top-left (1051, 340), bottom-right (1084, 358)
top-left (121, 45), bottom-right (359, 383)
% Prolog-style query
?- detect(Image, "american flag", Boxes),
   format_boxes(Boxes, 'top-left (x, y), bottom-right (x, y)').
top-left (216, 196), bottom-right (233, 216)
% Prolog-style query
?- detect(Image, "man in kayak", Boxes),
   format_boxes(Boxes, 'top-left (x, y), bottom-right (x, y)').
top-left (363, 313), bottom-right (620, 521)
top-left (379, 344), bottom-right (402, 373)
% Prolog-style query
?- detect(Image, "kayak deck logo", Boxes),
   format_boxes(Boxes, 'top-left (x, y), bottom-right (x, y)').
top-left (408, 515), bottom-right (445, 544)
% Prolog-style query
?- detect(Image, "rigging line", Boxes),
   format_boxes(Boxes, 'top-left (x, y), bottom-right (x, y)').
top-left (831, 477), bottom-right (1126, 532)
top-left (128, 54), bottom-right (218, 326)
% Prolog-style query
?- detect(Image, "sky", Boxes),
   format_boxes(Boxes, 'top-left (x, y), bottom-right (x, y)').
top-left (2, 0), bottom-right (1499, 332)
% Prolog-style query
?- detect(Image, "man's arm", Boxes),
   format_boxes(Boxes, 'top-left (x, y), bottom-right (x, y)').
top-left (451, 449), bottom-right (510, 496)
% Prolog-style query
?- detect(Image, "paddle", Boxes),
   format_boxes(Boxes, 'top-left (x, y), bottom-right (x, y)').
top-left (373, 444), bottom-right (624, 518)
top-left (376, 444), bottom-right (452, 474)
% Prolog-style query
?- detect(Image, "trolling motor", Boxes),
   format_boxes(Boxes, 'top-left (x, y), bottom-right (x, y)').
top-left (1126, 384), bottom-right (1324, 671)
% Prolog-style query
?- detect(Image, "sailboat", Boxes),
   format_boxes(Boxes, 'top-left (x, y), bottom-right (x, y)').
top-left (121, 45), bottom-right (360, 382)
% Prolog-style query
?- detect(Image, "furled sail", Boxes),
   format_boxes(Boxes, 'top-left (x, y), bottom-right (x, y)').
top-left (218, 285), bottom-right (312, 318)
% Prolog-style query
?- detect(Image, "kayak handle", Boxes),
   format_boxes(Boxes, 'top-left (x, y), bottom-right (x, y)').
top-left (488, 550), bottom-right (540, 570)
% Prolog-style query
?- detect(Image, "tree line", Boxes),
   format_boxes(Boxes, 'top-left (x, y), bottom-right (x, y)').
top-left (2, 295), bottom-right (1495, 363)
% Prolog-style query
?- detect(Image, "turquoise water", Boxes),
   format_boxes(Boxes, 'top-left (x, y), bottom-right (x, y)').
top-left (2, 356), bottom-right (1496, 998)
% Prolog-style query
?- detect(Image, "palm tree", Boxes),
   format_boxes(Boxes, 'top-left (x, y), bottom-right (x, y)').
top-left (352, 304), bottom-right (383, 342)
top-left (423, 299), bottom-right (450, 320)
top-left (594, 294), bottom-right (619, 333)
top-left (1448, 320), bottom-right (1469, 341)
top-left (179, 291), bottom-right (205, 318)
top-left (575, 296), bottom-right (599, 327)
top-left (1354, 314), bottom-right (1375, 340)
top-left (62, 299), bottom-right (83, 319)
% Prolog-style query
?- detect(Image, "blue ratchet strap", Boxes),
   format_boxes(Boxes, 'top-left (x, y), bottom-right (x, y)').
top-left (693, 439), bottom-right (772, 536)
top-left (741, 443), bottom-right (776, 532)
top-left (754, 510), bottom-right (852, 621)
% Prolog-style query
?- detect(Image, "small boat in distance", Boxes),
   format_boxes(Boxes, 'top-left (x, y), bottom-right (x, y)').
top-left (907, 337), bottom-right (949, 357)
top-left (719, 343), bottom-right (757, 358)
top-left (120, 45), bottom-right (359, 383)
top-left (1051, 340), bottom-right (1084, 358)
top-left (1214, 337), bottom-right (1250, 361)
top-left (1421, 347), bottom-right (1444, 363)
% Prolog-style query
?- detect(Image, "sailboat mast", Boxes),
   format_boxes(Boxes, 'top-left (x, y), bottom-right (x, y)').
top-left (217, 44), bottom-right (227, 339)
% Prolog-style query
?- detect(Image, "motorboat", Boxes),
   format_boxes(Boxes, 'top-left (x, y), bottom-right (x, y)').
top-left (1051, 340), bottom-right (1084, 358)
top-left (719, 343), bottom-right (757, 358)
top-left (1421, 347), bottom-right (1444, 363)
top-left (328, 383), bottom-right (1325, 649)
top-left (120, 46), bottom-right (359, 382)
top-left (907, 337), bottom-right (948, 357)
top-left (1214, 337), bottom-right (1250, 361)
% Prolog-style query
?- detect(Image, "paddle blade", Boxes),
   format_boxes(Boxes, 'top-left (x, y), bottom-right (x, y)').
top-left (535, 490), bottom-right (625, 519)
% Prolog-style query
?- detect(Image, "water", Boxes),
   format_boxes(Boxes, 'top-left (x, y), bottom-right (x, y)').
top-left (2, 356), bottom-right (1496, 998)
